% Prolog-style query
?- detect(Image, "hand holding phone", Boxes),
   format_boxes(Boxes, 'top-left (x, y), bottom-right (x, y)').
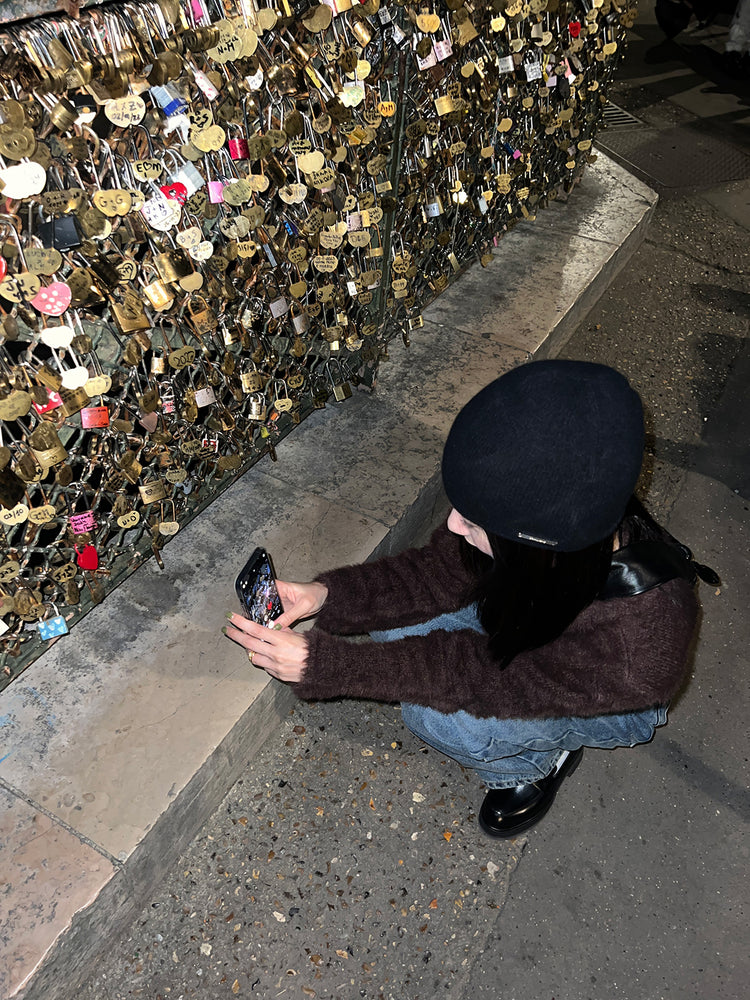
top-left (235, 547), bottom-right (284, 626)
top-left (273, 579), bottom-right (329, 628)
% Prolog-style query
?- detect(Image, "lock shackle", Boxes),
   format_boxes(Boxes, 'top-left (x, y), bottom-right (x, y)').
top-left (272, 377), bottom-right (289, 399)
top-left (0, 215), bottom-right (28, 271)
top-left (43, 158), bottom-right (68, 193)
top-left (98, 142), bottom-right (122, 188)
top-left (130, 123), bottom-right (156, 166)
top-left (325, 357), bottom-right (344, 377)
top-left (156, 316), bottom-right (174, 352)
top-left (266, 96), bottom-right (285, 133)
top-left (241, 94), bottom-right (255, 136)
top-left (216, 146), bottom-right (239, 178)
top-left (161, 149), bottom-right (183, 177)
top-left (113, 148), bottom-right (137, 188)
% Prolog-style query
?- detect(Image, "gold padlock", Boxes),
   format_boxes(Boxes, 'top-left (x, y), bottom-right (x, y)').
top-left (154, 249), bottom-right (192, 284)
top-left (110, 294), bottom-right (151, 334)
top-left (434, 95), bottom-right (456, 116)
top-left (59, 386), bottom-right (90, 418)
top-left (241, 367), bottom-right (264, 393)
top-left (119, 450), bottom-right (143, 485)
top-left (48, 98), bottom-right (78, 131)
top-left (13, 450), bottom-right (44, 484)
top-left (138, 479), bottom-right (168, 504)
top-left (36, 365), bottom-right (63, 391)
top-left (29, 423), bottom-right (68, 467)
top-left (187, 295), bottom-right (218, 337)
top-left (142, 271), bottom-right (174, 312)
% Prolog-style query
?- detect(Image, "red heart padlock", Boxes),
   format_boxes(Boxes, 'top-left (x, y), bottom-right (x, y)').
top-left (569, 21), bottom-right (581, 38)
top-left (75, 544), bottom-right (99, 571)
top-left (160, 182), bottom-right (188, 205)
top-left (0, 256), bottom-right (6, 281)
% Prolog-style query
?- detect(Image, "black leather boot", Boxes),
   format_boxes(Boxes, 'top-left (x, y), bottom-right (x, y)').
top-left (479, 747), bottom-right (584, 838)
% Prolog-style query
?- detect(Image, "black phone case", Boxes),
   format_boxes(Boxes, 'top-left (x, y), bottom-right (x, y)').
top-left (235, 548), bottom-right (283, 624)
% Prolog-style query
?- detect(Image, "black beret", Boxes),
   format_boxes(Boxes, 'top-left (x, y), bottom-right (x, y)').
top-left (441, 360), bottom-right (644, 551)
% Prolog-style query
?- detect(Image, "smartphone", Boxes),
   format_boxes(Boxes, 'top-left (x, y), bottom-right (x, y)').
top-left (235, 547), bottom-right (284, 626)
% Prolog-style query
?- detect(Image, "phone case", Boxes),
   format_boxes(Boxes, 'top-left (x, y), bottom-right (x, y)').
top-left (235, 547), bottom-right (284, 625)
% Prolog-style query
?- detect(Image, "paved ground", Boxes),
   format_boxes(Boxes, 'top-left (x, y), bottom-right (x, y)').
top-left (80, 5), bottom-right (749, 999)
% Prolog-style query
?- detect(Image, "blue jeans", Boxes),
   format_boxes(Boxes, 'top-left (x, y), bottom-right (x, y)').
top-left (371, 606), bottom-right (668, 788)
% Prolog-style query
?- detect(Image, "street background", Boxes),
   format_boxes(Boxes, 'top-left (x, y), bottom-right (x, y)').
top-left (80, 4), bottom-right (749, 999)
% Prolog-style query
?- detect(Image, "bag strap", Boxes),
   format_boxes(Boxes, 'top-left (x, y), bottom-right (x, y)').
top-left (601, 539), bottom-right (719, 600)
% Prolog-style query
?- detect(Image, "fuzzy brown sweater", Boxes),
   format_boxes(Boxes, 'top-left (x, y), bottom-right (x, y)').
top-left (293, 523), bottom-right (699, 720)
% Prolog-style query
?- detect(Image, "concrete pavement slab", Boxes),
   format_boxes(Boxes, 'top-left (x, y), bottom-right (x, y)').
top-left (0, 789), bottom-right (116, 1000)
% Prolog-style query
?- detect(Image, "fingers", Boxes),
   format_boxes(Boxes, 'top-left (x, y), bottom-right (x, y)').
top-left (226, 613), bottom-right (273, 638)
top-left (273, 610), bottom-right (297, 628)
top-left (273, 583), bottom-right (305, 627)
top-left (223, 612), bottom-right (308, 684)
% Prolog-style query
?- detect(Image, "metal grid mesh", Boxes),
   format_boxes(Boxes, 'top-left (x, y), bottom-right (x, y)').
top-left (597, 124), bottom-right (750, 188)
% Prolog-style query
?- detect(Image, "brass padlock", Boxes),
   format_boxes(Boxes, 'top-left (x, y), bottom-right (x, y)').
top-left (59, 386), bottom-right (90, 418)
top-left (151, 351), bottom-right (168, 376)
top-left (187, 295), bottom-right (218, 337)
top-left (29, 423), bottom-right (68, 467)
top-left (221, 323), bottom-right (240, 347)
top-left (326, 359), bottom-right (352, 402)
top-left (110, 293), bottom-right (151, 334)
top-left (142, 269), bottom-right (174, 312)
top-left (36, 364), bottom-right (63, 391)
top-left (153, 249), bottom-right (192, 285)
top-left (240, 366), bottom-right (264, 393)
top-left (138, 386), bottom-right (160, 414)
top-left (119, 450), bottom-right (143, 485)
top-left (139, 479), bottom-right (168, 504)
top-left (14, 450), bottom-right (44, 484)
top-left (86, 255), bottom-right (121, 291)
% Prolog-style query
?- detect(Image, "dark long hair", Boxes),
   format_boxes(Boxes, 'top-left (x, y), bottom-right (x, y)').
top-left (462, 495), bottom-right (658, 668)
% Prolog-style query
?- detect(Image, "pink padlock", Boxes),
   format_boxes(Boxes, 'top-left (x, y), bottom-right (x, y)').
top-left (207, 179), bottom-right (224, 204)
top-left (70, 510), bottom-right (96, 534)
top-left (227, 126), bottom-right (250, 161)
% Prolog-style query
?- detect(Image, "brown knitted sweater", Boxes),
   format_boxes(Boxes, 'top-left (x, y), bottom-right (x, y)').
top-left (293, 523), bottom-right (699, 720)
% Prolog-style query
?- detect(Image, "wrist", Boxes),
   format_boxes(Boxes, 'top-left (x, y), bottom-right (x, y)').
top-left (313, 581), bottom-right (329, 611)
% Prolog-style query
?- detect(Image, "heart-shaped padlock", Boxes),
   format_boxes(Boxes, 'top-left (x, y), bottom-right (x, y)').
top-left (75, 544), bottom-right (99, 571)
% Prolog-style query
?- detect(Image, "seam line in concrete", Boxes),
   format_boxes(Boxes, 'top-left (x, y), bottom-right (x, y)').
top-left (547, 228), bottom-right (637, 247)
top-left (643, 235), bottom-right (748, 275)
top-left (0, 776), bottom-right (123, 868)
top-left (250, 468), bottom-right (395, 531)
top-left (415, 329), bottom-right (535, 358)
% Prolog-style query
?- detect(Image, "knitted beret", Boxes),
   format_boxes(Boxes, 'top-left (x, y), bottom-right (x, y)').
top-left (441, 360), bottom-right (644, 551)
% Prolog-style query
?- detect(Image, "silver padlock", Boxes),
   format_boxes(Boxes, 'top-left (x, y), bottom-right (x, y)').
top-left (424, 187), bottom-right (444, 219)
top-left (291, 303), bottom-right (309, 334)
top-left (248, 392), bottom-right (267, 421)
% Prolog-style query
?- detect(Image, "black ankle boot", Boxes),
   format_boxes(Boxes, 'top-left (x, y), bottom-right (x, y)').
top-left (479, 748), bottom-right (584, 838)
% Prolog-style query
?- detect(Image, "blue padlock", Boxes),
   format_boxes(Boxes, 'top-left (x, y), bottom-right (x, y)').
top-left (37, 615), bottom-right (69, 641)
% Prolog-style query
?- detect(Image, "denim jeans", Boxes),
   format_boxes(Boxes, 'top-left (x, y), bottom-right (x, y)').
top-left (371, 606), bottom-right (668, 788)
